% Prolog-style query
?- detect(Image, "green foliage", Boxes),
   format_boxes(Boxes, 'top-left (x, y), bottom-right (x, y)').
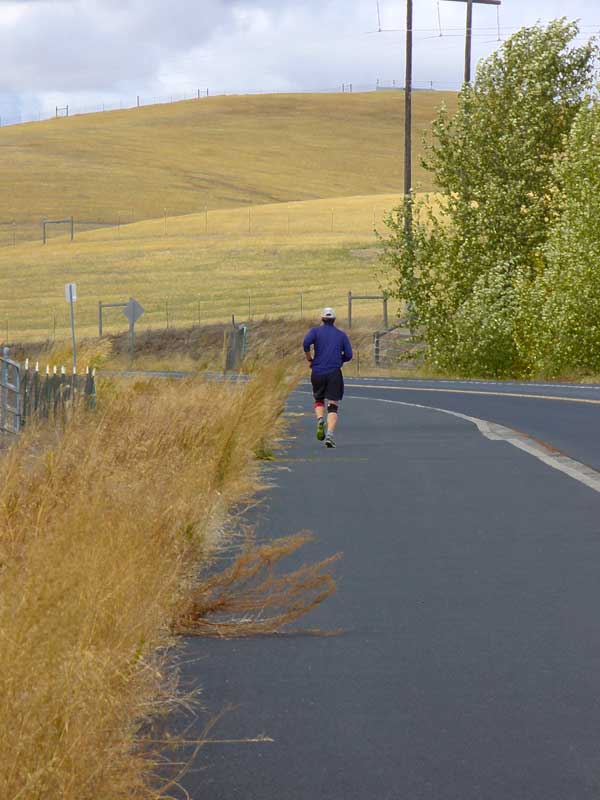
top-left (532, 100), bottom-right (600, 375)
top-left (380, 19), bottom-right (597, 377)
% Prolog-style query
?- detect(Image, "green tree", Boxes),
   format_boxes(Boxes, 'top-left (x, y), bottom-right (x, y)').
top-left (531, 99), bottom-right (600, 375)
top-left (380, 19), bottom-right (596, 376)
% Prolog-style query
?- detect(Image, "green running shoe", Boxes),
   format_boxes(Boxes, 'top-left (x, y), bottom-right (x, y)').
top-left (325, 432), bottom-right (336, 448)
top-left (316, 418), bottom-right (326, 441)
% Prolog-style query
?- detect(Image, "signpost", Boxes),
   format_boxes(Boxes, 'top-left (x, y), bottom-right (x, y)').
top-left (123, 298), bottom-right (144, 358)
top-left (65, 283), bottom-right (77, 372)
top-left (97, 297), bottom-right (144, 357)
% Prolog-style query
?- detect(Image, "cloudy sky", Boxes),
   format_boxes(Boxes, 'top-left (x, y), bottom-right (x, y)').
top-left (0, 0), bottom-right (598, 123)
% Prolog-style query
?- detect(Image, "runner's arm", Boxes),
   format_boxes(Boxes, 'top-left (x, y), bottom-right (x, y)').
top-left (303, 328), bottom-right (316, 366)
top-left (341, 333), bottom-right (353, 363)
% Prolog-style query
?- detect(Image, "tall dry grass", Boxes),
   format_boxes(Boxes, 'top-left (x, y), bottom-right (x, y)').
top-left (0, 364), bottom-right (324, 799)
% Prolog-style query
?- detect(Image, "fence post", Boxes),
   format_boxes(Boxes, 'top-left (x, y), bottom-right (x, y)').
top-left (129, 300), bottom-right (136, 361)
top-left (42, 220), bottom-right (46, 245)
top-left (70, 216), bottom-right (74, 242)
top-left (98, 301), bottom-right (103, 337)
top-left (0, 346), bottom-right (8, 432)
top-left (373, 332), bottom-right (380, 367)
top-left (383, 296), bottom-right (389, 330)
top-left (347, 291), bottom-right (352, 329)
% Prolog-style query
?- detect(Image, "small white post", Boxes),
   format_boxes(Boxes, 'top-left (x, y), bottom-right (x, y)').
top-left (68, 284), bottom-right (77, 372)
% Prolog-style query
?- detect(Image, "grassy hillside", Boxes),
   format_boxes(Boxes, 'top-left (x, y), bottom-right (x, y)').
top-left (1, 193), bottom-right (422, 341)
top-left (0, 91), bottom-right (455, 244)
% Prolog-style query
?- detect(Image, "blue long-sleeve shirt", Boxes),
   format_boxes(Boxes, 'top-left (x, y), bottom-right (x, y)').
top-left (303, 323), bottom-right (353, 376)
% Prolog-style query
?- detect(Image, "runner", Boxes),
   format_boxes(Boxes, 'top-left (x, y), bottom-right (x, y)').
top-left (303, 307), bottom-right (353, 448)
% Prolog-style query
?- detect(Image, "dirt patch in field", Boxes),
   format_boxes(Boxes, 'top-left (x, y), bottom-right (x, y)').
top-left (350, 248), bottom-right (381, 261)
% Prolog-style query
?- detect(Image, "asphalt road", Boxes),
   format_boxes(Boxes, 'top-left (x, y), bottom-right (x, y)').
top-left (174, 377), bottom-right (600, 800)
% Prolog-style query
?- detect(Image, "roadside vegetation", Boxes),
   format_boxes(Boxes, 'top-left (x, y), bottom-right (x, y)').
top-left (9, 318), bottom-right (388, 378)
top-left (380, 19), bottom-right (600, 379)
top-left (0, 366), bottom-right (337, 798)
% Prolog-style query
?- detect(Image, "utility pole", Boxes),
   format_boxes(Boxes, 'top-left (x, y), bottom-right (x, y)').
top-left (404, 0), bottom-right (413, 232)
top-left (442, 0), bottom-right (501, 84)
top-left (465, 0), bottom-right (473, 84)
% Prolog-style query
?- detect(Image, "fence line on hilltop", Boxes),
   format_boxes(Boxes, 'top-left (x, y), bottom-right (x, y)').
top-left (0, 77), bottom-right (463, 129)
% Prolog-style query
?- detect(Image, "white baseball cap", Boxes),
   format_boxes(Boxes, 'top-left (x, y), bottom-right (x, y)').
top-left (321, 307), bottom-right (336, 320)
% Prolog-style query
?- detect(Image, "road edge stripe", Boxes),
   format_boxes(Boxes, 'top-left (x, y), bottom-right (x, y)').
top-left (344, 394), bottom-right (600, 495)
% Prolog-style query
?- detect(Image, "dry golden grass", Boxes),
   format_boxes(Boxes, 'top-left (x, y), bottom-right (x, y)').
top-left (9, 317), bottom-right (390, 382)
top-left (0, 195), bottom-right (408, 342)
top-left (0, 363), bottom-right (336, 799)
top-left (179, 531), bottom-right (340, 638)
top-left (0, 91), bottom-right (456, 244)
top-left (0, 192), bottom-right (443, 343)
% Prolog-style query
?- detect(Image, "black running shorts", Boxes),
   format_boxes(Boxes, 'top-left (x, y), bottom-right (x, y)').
top-left (311, 368), bottom-right (344, 403)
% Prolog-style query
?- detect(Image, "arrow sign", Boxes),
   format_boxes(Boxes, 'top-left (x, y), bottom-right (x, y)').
top-left (123, 298), bottom-right (144, 325)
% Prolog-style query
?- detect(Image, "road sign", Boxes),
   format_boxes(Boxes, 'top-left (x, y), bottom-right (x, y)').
top-left (65, 283), bottom-right (77, 302)
top-left (123, 298), bottom-right (144, 324)
top-left (64, 283), bottom-right (77, 371)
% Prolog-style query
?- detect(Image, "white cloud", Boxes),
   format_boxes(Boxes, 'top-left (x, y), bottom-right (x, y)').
top-left (0, 0), bottom-right (598, 122)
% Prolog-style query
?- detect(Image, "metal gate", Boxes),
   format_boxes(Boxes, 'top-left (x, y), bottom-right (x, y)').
top-left (224, 323), bottom-right (248, 372)
top-left (1, 347), bottom-right (97, 437)
top-left (0, 347), bottom-right (21, 434)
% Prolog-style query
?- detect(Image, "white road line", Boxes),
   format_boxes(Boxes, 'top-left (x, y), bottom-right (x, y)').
top-left (345, 394), bottom-right (600, 495)
top-left (348, 378), bottom-right (600, 391)
top-left (344, 382), bottom-right (600, 405)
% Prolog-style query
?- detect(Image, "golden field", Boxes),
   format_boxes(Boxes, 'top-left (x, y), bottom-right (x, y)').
top-left (0, 90), bottom-right (454, 342)
top-left (0, 90), bottom-right (455, 244)
top-left (0, 192), bottom-right (444, 342)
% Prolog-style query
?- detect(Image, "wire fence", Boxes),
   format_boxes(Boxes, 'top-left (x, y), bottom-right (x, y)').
top-left (1, 287), bottom-right (394, 347)
top-left (0, 77), bottom-right (464, 129)
top-left (0, 198), bottom-right (406, 248)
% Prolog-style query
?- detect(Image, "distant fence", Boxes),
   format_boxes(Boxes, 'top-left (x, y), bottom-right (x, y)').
top-left (0, 347), bottom-right (96, 435)
top-left (0, 77), bottom-right (463, 129)
top-left (2, 287), bottom-right (395, 346)
top-left (372, 327), bottom-right (424, 368)
top-left (0, 200), bottom-right (399, 247)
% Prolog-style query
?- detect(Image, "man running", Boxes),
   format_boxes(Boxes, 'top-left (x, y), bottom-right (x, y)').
top-left (303, 307), bottom-right (353, 448)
